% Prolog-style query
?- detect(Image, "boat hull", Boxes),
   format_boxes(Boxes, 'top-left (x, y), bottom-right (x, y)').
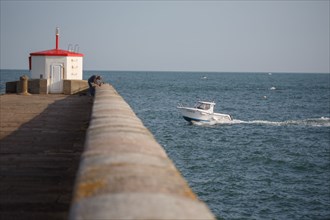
top-left (178, 107), bottom-right (232, 123)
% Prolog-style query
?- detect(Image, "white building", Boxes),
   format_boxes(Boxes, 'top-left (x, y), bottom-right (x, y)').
top-left (29, 28), bottom-right (84, 93)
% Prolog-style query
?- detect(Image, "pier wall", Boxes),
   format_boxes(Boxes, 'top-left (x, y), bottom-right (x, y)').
top-left (63, 80), bottom-right (88, 95)
top-left (5, 79), bottom-right (88, 95)
top-left (69, 84), bottom-right (215, 220)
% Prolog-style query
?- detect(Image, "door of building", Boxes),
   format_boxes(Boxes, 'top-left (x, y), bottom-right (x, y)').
top-left (50, 64), bottom-right (63, 93)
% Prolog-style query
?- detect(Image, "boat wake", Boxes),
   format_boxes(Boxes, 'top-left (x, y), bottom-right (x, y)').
top-left (191, 117), bottom-right (330, 127)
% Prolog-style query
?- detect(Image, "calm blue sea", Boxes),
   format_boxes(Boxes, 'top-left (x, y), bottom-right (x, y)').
top-left (1, 69), bottom-right (330, 219)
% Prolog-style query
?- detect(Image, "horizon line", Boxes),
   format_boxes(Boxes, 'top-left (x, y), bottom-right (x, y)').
top-left (0, 68), bottom-right (329, 75)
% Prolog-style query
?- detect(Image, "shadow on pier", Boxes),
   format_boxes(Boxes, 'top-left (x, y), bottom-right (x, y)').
top-left (0, 94), bottom-right (92, 220)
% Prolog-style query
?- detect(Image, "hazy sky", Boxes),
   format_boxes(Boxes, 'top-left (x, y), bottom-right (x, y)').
top-left (1, 1), bottom-right (329, 73)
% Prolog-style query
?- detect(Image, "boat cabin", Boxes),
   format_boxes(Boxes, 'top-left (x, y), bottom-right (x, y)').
top-left (195, 101), bottom-right (215, 113)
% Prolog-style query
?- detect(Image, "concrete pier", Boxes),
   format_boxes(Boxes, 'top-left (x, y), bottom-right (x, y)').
top-left (0, 94), bottom-right (92, 220)
top-left (69, 84), bottom-right (215, 220)
top-left (0, 84), bottom-right (215, 220)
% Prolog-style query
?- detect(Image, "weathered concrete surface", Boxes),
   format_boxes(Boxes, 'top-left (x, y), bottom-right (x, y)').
top-left (0, 94), bottom-right (92, 220)
top-left (70, 84), bottom-right (215, 220)
top-left (6, 79), bottom-right (88, 95)
top-left (63, 80), bottom-right (89, 95)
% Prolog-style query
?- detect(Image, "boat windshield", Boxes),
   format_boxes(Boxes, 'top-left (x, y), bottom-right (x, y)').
top-left (196, 103), bottom-right (210, 110)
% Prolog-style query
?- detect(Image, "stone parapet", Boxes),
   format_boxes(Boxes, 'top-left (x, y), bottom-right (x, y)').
top-left (6, 79), bottom-right (88, 95)
top-left (6, 79), bottom-right (48, 94)
top-left (63, 80), bottom-right (89, 95)
top-left (69, 84), bottom-right (215, 220)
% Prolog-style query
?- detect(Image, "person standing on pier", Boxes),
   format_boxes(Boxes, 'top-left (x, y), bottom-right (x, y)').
top-left (88, 75), bottom-right (102, 97)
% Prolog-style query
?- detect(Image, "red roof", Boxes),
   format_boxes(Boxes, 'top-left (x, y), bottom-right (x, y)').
top-left (30, 48), bottom-right (84, 57)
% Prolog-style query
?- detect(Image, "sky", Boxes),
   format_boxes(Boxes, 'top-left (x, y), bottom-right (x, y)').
top-left (0, 0), bottom-right (329, 73)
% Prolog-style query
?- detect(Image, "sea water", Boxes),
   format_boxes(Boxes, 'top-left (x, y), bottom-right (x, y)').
top-left (1, 70), bottom-right (329, 219)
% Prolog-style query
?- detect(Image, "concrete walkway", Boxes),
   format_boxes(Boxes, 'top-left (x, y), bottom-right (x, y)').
top-left (0, 94), bottom-right (92, 220)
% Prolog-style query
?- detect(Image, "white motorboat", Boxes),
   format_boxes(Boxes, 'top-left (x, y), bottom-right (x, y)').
top-left (177, 101), bottom-right (232, 123)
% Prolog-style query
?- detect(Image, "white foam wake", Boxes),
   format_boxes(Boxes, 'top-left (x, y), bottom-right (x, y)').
top-left (192, 117), bottom-right (330, 127)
